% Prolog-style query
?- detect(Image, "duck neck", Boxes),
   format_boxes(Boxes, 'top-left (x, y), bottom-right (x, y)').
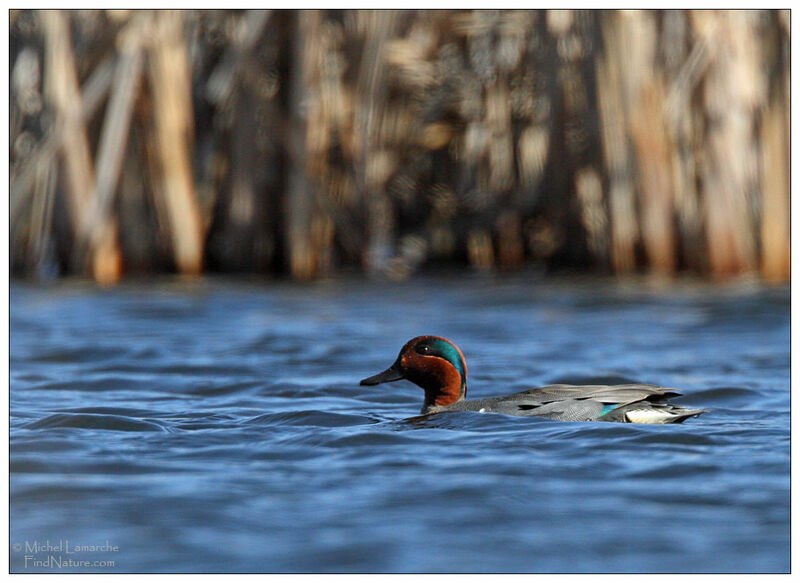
top-left (423, 378), bottom-right (466, 410)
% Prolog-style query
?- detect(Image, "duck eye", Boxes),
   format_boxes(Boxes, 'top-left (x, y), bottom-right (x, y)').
top-left (415, 344), bottom-right (431, 355)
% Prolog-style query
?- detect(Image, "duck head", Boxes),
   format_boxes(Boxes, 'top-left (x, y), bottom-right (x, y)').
top-left (360, 336), bottom-right (468, 410)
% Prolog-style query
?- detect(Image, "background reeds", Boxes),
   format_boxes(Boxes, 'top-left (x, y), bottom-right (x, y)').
top-left (9, 9), bottom-right (790, 283)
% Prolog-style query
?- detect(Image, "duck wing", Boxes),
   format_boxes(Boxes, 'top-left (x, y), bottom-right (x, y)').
top-left (477, 384), bottom-right (705, 423)
top-left (500, 383), bottom-right (681, 405)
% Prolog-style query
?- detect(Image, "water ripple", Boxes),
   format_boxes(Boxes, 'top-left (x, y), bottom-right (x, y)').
top-left (24, 413), bottom-right (170, 433)
top-left (9, 277), bottom-right (789, 573)
top-left (242, 410), bottom-right (378, 428)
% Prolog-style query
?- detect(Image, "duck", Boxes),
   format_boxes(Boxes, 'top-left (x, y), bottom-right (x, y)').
top-left (360, 335), bottom-right (707, 423)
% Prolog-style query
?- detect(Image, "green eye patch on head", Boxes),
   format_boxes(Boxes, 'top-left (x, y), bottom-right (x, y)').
top-left (414, 338), bottom-right (467, 382)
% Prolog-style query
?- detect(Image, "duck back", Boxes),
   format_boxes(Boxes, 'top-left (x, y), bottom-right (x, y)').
top-left (429, 384), bottom-right (707, 424)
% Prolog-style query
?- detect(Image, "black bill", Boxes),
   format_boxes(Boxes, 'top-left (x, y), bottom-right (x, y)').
top-left (360, 361), bottom-right (404, 385)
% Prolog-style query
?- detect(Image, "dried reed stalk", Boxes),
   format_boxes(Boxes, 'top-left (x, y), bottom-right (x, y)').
top-left (693, 11), bottom-right (763, 277)
top-left (42, 9), bottom-right (92, 224)
top-left (631, 79), bottom-right (676, 274)
top-left (663, 10), bottom-right (707, 273)
top-left (357, 10), bottom-right (400, 274)
top-left (82, 15), bottom-right (147, 284)
top-left (11, 57), bottom-right (114, 225)
top-left (42, 9), bottom-right (122, 283)
top-left (595, 11), bottom-right (639, 273)
top-left (575, 168), bottom-right (608, 264)
top-left (10, 9), bottom-right (790, 283)
top-left (205, 10), bottom-right (272, 105)
top-left (26, 160), bottom-right (57, 276)
top-left (285, 10), bottom-right (321, 280)
top-left (147, 10), bottom-right (204, 275)
top-left (759, 92), bottom-right (790, 282)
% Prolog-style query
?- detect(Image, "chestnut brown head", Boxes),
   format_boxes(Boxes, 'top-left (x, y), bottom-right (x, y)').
top-left (360, 336), bottom-right (468, 409)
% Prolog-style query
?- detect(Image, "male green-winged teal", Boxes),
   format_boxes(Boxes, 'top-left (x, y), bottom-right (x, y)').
top-left (360, 335), bottom-right (707, 423)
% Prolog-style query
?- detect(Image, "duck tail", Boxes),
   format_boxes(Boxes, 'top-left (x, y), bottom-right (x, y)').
top-left (663, 407), bottom-right (709, 424)
top-left (623, 405), bottom-right (709, 424)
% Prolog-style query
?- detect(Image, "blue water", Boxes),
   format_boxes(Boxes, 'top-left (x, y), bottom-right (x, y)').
top-left (10, 275), bottom-right (790, 572)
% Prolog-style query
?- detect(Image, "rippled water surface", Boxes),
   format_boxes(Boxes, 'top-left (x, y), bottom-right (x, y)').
top-left (10, 275), bottom-right (790, 572)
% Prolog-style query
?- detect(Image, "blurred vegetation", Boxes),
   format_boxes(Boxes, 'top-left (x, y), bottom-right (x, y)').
top-left (10, 10), bottom-right (790, 284)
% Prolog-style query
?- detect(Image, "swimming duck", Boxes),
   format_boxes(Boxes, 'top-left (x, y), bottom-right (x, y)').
top-left (360, 335), bottom-right (707, 423)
